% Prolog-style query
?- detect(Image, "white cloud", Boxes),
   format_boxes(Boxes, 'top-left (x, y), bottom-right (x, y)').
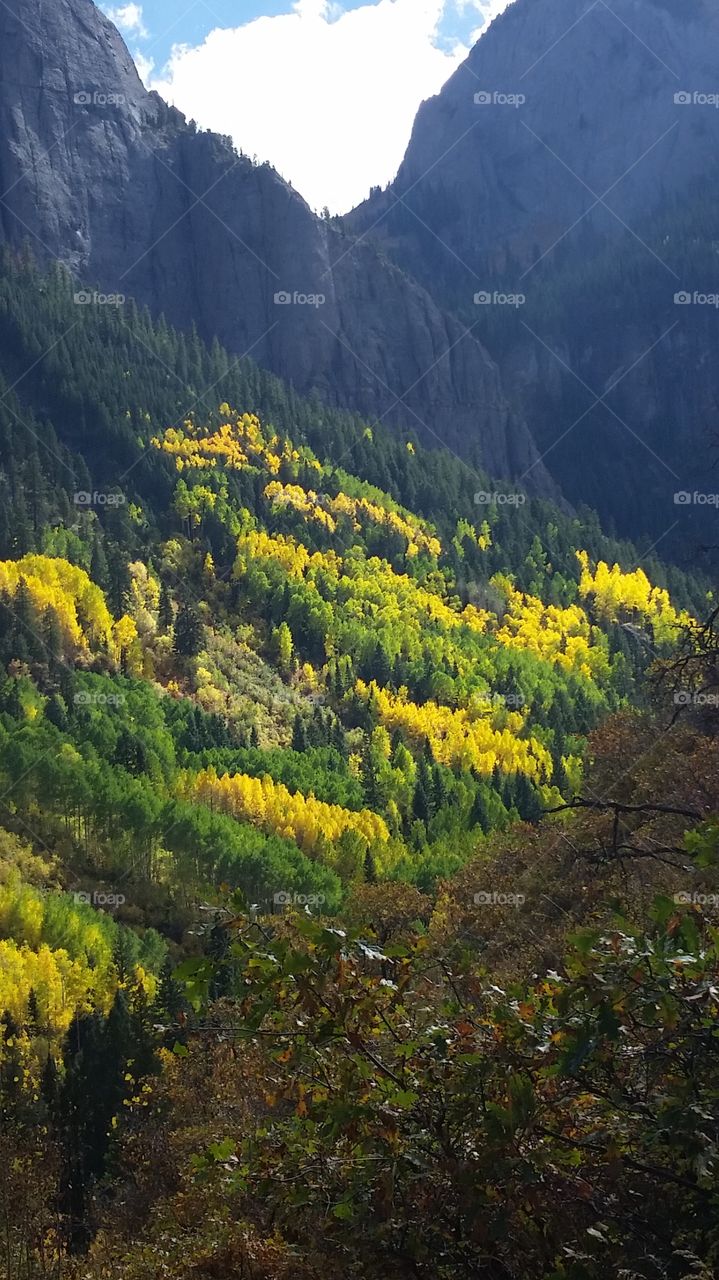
top-left (455, 0), bottom-right (506, 11)
top-left (455, 0), bottom-right (516, 43)
top-left (133, 50), bottom-right (155, 84)
top-left (105, 3), bottom-right (148, 39)
top-left (150, 0), bottom-right (515, 215)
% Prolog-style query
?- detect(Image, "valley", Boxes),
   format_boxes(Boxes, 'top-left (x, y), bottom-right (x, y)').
top-left (0, 0), bottom-right (718, 1276)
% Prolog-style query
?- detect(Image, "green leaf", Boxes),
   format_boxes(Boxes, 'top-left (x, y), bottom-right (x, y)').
top-left (390, 1089), bottom-right (419, 1109)
top-left (332, 1201), bottom-right (354, 1220)
top-left (208, 1138), bottom-right (236, 1162)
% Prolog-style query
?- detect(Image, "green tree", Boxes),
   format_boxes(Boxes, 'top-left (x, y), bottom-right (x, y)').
top-left (273, 621), bottom-right (293, 676)
top-left (173, 603), bottom-right (205, 658)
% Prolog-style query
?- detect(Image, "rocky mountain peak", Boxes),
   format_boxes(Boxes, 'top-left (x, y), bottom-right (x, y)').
top-left (350, 0), bottom-right (719, 274)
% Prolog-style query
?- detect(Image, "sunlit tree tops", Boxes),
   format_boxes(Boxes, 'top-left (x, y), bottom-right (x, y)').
top-left (152, 409), bottom-right (305, 475)
top-left (355, 680), bottom-right (553, 781)
top-left (577, 550), bottom-right (690, 644)
top-left (0, 554), bottom-right (138, 662)
top-left (264, 481), bottom-right (441, 558)
top-left (153, 408), bottom-right (447, 562)
top-left (0, 873), bottom-right (160, 1062)
top-left (187, 767), bottom-right (389, 857)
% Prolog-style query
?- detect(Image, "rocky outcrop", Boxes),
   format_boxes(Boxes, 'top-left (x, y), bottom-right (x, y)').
top-left (347, 0), bottom-right (719, 547)
top-left (0, 0), bottom-right (550, 488)
top-left (349, 0), bottom-right (719, 287)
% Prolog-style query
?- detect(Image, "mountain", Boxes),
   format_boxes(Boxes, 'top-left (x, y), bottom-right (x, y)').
top-left (0, 0), bottom-right (550, 488)
top-left (350, 0), bottom-right (718, 280)
top-left (348, 0), bottom-right (719, 552)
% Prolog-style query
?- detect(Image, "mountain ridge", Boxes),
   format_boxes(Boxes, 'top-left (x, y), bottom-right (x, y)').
top-left (0, 0), bottom-right (551, 490)
top-left (346, 0), bottom-right (719, 550)
top-left (350, 0), bottom-right (719, 275)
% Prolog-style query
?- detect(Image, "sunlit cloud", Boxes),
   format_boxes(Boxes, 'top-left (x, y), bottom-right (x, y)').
top-left (105, 2), bottom-right (148, 38)
top-left (150, 0), bottom-right (516, 213)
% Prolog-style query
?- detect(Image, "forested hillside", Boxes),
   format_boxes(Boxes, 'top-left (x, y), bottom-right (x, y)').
top-left (1, 250), bottom-right (719, 1278)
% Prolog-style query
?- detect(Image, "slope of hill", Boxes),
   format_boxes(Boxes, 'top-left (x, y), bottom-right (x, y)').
top-left (0, 217), bottom-right (717, 1280)
top-left (1, 253), bottom-right (706, 907)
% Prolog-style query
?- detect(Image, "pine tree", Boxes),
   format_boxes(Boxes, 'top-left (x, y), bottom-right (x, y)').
top-left (470, 787), bottom-right (491, 834)
top-left (173, 603), bottom-right (205, 658)
top-left (158, 582), bottom-right (174, 630)
top-left (553, 755), bottom-right (569, 796)
top-left (45, 692), bottom-right (69, 732)
top-left (292, 714), bottom-right (308, 752)
top-left (57, 1011), bottom-right (107, 1250)
top-left (331, 718), bottom-right (346, 755)
top-left (432, 765), bottom-right (448, 814)
top-left (515, 774), bottom-right (542, 823)
top-left (361, 739), bottom-right (384, 809)
top-left (413, 757), bottom-right (435, 824)
top-left (113, 932), bottom-right (138, 984)
top-left (26, 989), bottom-right (40, 1034)
top-left (90, 538), bottom-right (109, 590)
top-left (42, 606), bottom-right (65, 672)
top-left (3, 678), bottom-right (22, 719)
top-left (106, 545), bottom-right (130, 617)
top-left (14, 579), bottom-right (43, 658)
top-left (157, 956), bottom-right (185, 1020)
top-left (368, 640), bottom-right (393, 687)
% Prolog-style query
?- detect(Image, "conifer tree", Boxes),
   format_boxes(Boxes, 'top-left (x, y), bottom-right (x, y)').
top-left (363, 847), bottom-right (377, 884)
top-left (292, 714), bottom-right (308, 753)
top-left (158, 581), bottom-right (174, 630)
top-left (173, 603), bottom-right (205, 658)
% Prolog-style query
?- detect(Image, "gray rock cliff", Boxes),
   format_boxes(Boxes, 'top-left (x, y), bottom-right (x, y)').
top-left (0, 0), bottom-right (550, 488)
top-left (347, 0), bottom-right (719, 546)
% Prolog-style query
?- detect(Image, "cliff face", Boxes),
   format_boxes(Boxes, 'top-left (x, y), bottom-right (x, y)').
top-left (347, 0), bottom-right (719, 546)
top-left (0, 0), bottom-right (549, 488)
top-left (349, 0), bottom-right (719, 283)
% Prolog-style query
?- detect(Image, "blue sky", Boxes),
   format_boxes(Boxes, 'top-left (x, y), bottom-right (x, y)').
top-left (100, 1), bottom-right (513, 212)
